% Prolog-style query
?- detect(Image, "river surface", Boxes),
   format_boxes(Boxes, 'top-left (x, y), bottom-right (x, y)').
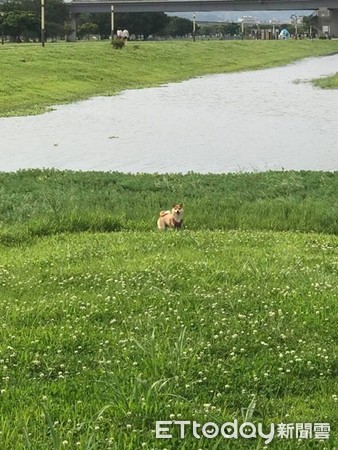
top-left (1, 53), bottom-right (338, 173)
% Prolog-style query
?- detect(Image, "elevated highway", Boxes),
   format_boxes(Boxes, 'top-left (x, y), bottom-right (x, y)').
top-left (66, 0), bottom-right (338, 39)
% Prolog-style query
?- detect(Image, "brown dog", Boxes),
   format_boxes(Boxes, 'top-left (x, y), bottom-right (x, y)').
top-left (157, 203), bottom-right (184, 230)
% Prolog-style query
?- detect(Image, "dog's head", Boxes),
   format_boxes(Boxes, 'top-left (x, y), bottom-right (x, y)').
top-left (171, 203), bottom-right (184, 220)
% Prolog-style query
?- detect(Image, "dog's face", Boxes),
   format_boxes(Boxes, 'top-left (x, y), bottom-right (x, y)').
top-left (172, 203), bottom-right (184, 219)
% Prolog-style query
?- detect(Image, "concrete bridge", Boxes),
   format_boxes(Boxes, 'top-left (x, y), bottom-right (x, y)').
top-left (67, 0), bottom-right (338, 37)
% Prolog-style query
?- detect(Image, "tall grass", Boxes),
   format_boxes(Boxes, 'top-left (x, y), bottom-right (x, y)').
top-left (1, 40), bottom-right (338, 117)
top-left (0, 170), bottom-right (337, 245)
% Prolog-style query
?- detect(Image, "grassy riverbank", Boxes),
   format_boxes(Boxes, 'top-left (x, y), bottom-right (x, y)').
top-left (1, 40), bottom-right (338, 117)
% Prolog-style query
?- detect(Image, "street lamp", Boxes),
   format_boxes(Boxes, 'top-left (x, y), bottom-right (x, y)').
top-left (192, 12), bottom-right (196, 41)
top-left (291, 14), bottom-right (298, 39)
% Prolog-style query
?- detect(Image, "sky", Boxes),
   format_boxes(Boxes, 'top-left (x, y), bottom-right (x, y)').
top-left (168, 10), bottom-right (311, 23)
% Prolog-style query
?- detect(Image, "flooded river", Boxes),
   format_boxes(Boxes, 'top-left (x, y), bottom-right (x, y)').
top-left (1, 53), bottom-right (338, 173)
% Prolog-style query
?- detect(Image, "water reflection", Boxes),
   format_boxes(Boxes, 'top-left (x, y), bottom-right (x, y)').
top-left (1, 54), bottom-right (338, 173)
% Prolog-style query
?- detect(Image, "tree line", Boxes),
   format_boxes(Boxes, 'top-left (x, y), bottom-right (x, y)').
top-left (0, 0), bottom-right (246, 42)
top-left (0, 0), bottom-right (194, 42)
top-left (0, 0), bottom-right (68, 41)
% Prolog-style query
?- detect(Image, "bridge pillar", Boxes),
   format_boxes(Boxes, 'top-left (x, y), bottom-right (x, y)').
top-left (67, 13), bottom-right (78, 41)
top-left (312, 8), bottom-right (338, 37)
top-left (331, 9), bottom-right (338, 37)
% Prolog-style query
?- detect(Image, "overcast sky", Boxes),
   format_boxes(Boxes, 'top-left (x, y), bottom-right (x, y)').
top-left (168, 10), bottom-right (311, 22)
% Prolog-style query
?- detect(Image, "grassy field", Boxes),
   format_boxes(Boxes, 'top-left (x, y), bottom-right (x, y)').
top-left (1, 40), bottom-right (338, 117)
top-left (0, 170), bottom-right (337, 449)
top-left (0, 227), bottom-right (337, 449)
top-left (1, 170), bottom-right (338, 243)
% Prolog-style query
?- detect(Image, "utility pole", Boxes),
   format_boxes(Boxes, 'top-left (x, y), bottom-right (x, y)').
top-left (111, 5), bottom-right (114, 40)
top-left (41, 0), bottom-right (45, 46)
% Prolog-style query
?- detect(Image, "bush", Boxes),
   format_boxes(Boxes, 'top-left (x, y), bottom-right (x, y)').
top-left (112, 38), bottom-right (125, 49)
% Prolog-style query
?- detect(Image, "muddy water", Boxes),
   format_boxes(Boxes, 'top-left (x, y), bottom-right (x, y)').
top-left (1, 53), bottom-right (338, 173)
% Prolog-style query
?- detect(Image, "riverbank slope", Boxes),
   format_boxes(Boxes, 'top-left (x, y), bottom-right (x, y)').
top-left (1, 40), bottom-right (338, 117)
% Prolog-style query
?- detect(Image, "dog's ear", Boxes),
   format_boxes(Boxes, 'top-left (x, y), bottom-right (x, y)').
top-left (179, 203), bottom-right (183, 207)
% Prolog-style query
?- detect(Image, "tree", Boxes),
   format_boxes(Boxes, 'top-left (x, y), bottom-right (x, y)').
top-left (76, 11), bottom-right (170, 39)
top-left (45, 0), bottom-right (68, 26)
top-left (301, 15), bottom-right (311, 34)
top-left (44, 0), bottom-right (68, 40)
top-left (198, 22), bottom-right (240, 38)
top-left (218, 22), bottom-right (240, 36)
top-left (1, 10), bottom-right (39, 41)
top-left (115, 12), bottom-right (170, 38)
top-left (77, 13), bottom-right (111, 39)
top-left (161, 16), bottom-right (194, 37)
top-left (78, 22), bottom-right (99, 40)
top-left (64, 23), bottom-right (74, 41)
top-left (46, 21), bottom-right (64, 41)
top-left (87, 13), bottom-right (111, 39)
top-left (1, 0), bottom-right (68, 40)
top-left (199, 24), bottom-right (215, 37)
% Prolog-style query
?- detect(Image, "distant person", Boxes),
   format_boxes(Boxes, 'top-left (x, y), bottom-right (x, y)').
top-left (122, 29), bottom-right (129, 41)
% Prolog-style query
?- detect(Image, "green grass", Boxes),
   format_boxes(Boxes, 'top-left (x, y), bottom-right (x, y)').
top-left (0, 170), bottom-right (337, 448)
top-left (0, 230), bottom-right (337, 449)
top-left (1, 40), bottom-right (338, 117)
top-left (312, 71), bottom-right (338, 89)
top-left (0, 170), bottom-right (338, 244)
